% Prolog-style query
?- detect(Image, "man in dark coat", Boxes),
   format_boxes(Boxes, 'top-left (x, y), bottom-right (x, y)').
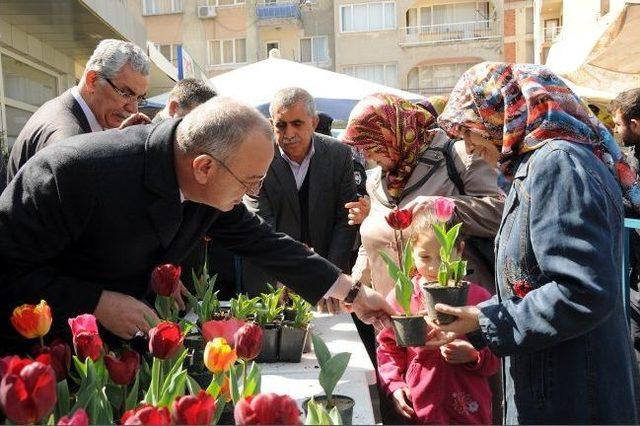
top-left (7, 39), bottom-right (150, 183)
top-left (0, 96), bottom-right (392, 353)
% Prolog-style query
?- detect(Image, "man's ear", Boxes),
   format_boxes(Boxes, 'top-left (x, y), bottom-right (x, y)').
top-left (630, 118), bottom-right (640, 135)
top-left (311, 114), bottom-right (320, 131)
top-left (192, 154), bottom-right (214, 185)
top-left (168, 100), bottom-right (180, 118)
top-left (84, 70), bottom-right (100, 92)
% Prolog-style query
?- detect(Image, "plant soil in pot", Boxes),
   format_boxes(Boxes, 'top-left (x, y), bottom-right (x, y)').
top-left (255, 323), bottom-right (280, 363)
top-left (390, 315), bottom-right (429, 347)
top-left (422, 281), bottom-right (470, 324)
top-left (303, 395), bottom-right (355, 425)
top-left (279, 323), bottom-right (308, 362)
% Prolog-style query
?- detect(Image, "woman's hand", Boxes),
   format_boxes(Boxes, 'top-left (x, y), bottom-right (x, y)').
top-left (428, 304), bottom-right (481, 336)
top-left (345, 196), bottom-right (370, 225)
top-left (440, 339), bottom-right (479, 364)
top-left (391, 387), bottom-right (415, 419)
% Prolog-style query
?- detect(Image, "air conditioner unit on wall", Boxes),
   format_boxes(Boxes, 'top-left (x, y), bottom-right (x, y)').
top-left (197, 5), bottom-right (216, 18)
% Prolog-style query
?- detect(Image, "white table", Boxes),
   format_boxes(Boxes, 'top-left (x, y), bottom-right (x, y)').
top-left (258, 313), bottom-right (377, 425)
top-left (260, 313), bottom-right (377, 385)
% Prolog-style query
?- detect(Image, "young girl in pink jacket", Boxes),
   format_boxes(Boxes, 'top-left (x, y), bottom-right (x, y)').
top-left (377, 212), bottom-right (499, 424)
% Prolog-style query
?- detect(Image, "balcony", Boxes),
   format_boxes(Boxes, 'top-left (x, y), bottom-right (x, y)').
top-left (398, 20), bottom-right (501, 47)
top-left (255, 2), bottom-right (301, 27)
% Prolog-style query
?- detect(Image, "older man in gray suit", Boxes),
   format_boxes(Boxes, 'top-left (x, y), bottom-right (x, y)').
top-left (244, 88), bottom-right (356, 309)
top-left (6, 39), bottom-right (150, 184)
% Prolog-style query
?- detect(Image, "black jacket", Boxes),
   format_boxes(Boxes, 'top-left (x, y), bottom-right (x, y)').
top-left (0, 118), bottom-right (340, 350)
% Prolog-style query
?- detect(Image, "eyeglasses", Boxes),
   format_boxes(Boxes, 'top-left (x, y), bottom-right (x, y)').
top-left (102, 76), bottom-right (147, 106)
top-left (208, 154), bottom-right (265, 196)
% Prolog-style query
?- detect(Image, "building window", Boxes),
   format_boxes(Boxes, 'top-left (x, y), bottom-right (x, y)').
top-left (299, 36), bottom-right (329, 63)
top-left (340, 2), bottom-right (396, 33)
top-left (208, 0), bottom-right (244, 6)
top-left (156, 44), bottom-right (181, 67)
top-left (407, 62), bottom-right (476, 95)
top-left (208, 39), bottom-right (247, 65)
top-left (405, 1), bottom-right (490, 29)
top-left (343, 63), bottom-right (397, 87)
top-left (0, 51), bottom-right (59, 150)
top-left (142, 0), bottom-right (182, 15)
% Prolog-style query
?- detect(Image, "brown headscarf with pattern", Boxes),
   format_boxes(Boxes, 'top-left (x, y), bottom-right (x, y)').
top-left (342, 93), bottom-right (436, 200)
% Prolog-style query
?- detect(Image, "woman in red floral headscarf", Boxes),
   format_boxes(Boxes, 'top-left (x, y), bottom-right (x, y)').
top-left (343, 93), bottom-right (503, 298)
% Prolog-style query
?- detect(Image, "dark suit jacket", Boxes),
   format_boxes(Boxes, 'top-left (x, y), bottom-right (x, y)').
top-left (243, 133), bottom-right (356, 296)
top-left (7, 89), bottom-right (91, 183)
top-left (0, 119), bottom-right (340, 351)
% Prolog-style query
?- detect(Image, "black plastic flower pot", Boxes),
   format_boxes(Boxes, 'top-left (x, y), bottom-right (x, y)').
top-left (303, 395), bottom-right (355, 425)
top-left (184, 335), bottom-right (206, 373)
top-left (278, 323), bottom-right (309, 363)
top-left (422, 281), bottom-right (470, 325)
top-left (254, 323), bottom-right (280, 363)
top-left (390, 315), bottom-right (429, 347)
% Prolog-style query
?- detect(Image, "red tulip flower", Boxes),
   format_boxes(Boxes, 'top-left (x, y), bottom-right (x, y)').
top-left (434, 197), bottom-right (455, 223)
top-left (68, 314), bottom-right (103, 361)
top-left (121, 404), bottom-right (171, 425)
top-left (201, 318), bottom-right (246, 343)
top-left (57, 408), bottom-right (89, 425)
top-left (385, 208), bottom-right (413, 230)
top-left (171, 390), bottom-right (217, 425)
top-left (234, 393), bottom-right (301, 425)
top-left (234, 322), bottom-right (263, 361)
top-left (105, 350), bottom-right (140, 386)
top-left (0, 359), bottom-right (57, 424)
top-left (10, 300), bottom-right (52, 339)
top-left (148, 321), bottom-right (184, 360)
top-left (34, 339), bottom-right (71, 382)
top-left (150, 264), bottom-right (181, 297)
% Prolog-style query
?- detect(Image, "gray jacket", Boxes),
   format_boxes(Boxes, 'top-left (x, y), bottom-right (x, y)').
top-left (476, 139), bottom-right (638, 424)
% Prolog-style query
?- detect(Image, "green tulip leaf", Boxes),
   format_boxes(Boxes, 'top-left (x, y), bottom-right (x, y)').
top-left (125, 371), bottom-right (141, 410)
top-left (318, 352), bottom-right (351, 403)
top-left (55, 379), bottom-right (70, 420)
top-left (311, 333), bottom-right (331, 367)
top-left (158, 370), bottom-right (187, 407)
top-left (379, 250), bottom-right (402, 281)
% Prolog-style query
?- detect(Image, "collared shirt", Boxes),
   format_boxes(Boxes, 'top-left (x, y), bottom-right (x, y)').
top-left (70, 87), bottom-right (103, 132)
top-left (279, 140), bottom-right (315, 190)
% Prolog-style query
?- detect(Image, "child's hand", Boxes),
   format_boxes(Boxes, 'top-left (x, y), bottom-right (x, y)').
top-left (391, 387), bottom-right (415, 419)
top-left (440, 339), bottom-right (479, 364)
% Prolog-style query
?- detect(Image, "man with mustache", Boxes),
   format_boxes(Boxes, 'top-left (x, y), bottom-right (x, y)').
top-left (6, 39), bottom-right (150, 183)
top-left (243, 88), bottom-right (356, 313)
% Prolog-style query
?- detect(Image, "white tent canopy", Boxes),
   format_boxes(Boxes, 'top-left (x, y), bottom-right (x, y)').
top-left (546, 1), bottom-right (640, 103)
top-left (148, 53), bottom-right (421, 120)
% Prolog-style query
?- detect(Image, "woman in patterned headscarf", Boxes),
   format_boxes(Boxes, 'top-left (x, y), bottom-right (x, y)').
top-left (343, 93), bottom-right (503, 298)
top-left (430, 62), bottom-right (639, 424)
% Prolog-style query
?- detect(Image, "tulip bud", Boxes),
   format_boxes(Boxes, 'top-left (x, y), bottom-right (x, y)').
top-left (67, 314), bottom-right (99, 335)
top-left (57, 408), bottom-right (89, 425)
top-left (121, 404), bottom-right (171, 425)
top-left (148, 322), bottom-right (183, 360)
top-left (204, 338), bottom-right (237, 373)
top-left (171, 390), bottom-right (217, 425)
top-left (0, 360), bottom-right (57, 425)
top-left (434, 197), bottom-right (455, 223)
top-left (234, 393), bottom-right (301, 425)
top-left (385, 208), bottom-right (413, 230)
top-left (73, 332), bottom-right (104, 362)
top-left (34, 339), bottom-right (71, 382)
top-left (10, 300), bottom-right (52, 339)
top-left (105, 350), bottom-right (140, 386)
top-left (150, 264), bottom-right (181, 297)
top-left (234, 322), bottom-right (263, 361)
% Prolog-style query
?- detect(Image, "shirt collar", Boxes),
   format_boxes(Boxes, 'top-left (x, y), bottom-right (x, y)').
top-left (278, 137), bottom-right (315, 166)
top-left (70, 87), bottom-right (103, 132)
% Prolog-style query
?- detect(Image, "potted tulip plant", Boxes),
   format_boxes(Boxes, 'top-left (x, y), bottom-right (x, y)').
top-left (279, 292), bottom-right (313, 362)
top-left (303, 334), bottom-right (354, 425)
top-left (421, 197), bottom-right (469, 324)
top-left (380, 208), bottom-right (429, 347)
top-left (254, 285), bottom-right (284, 363)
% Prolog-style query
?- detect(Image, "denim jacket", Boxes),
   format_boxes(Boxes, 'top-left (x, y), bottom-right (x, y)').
top-left (476, 140), bottom-right (638, 424)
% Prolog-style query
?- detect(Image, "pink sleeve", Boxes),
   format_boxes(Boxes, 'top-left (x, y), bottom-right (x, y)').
top-left (376, 325), bottom-right (409, 396)
top-left (462, 283), bottom-right (501, 376)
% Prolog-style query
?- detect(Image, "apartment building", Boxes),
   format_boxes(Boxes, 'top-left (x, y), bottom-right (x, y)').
top-left (141, 0), bottom-right (336, 78)
top-left (0, 0), bottom-right (176, 151)
top-left (334, 0), bottom-right (504, 96)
